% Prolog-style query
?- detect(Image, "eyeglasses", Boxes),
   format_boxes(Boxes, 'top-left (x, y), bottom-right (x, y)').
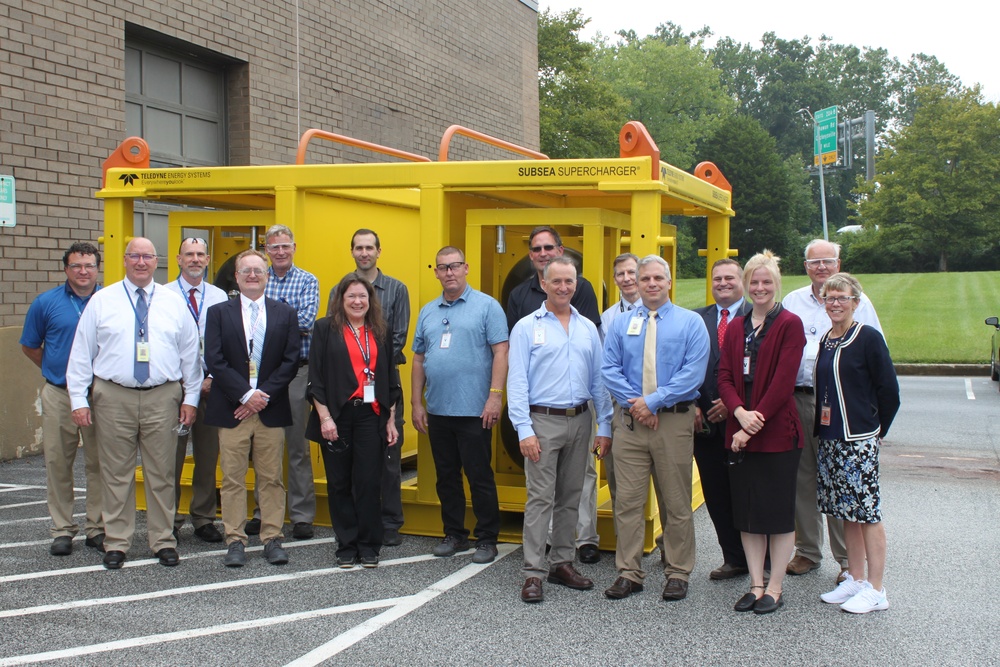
top-left (822, 295), bottom-right (857, 304)
top-left (67, 263), bottom-right (98, 271)
top-left (266, 243), bottom-right (294, 252)
top-left (236, 267), bottom-right (267, 276)
top-left (125, 253), bottom-right (156, 262)
top-left (805, 258), bottom-right (838, 268)
top-left (435, 262), bottom-right (465, 273)
top-left (621, 411), bottom-right (634, 432)
top-left (182, 237), bottom-right (208, 247)
top-left (530, 244), bottom-right (557, 253)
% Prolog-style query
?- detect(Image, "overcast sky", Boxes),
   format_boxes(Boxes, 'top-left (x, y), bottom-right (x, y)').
top-left (542, 1), bottom-right (998, 104)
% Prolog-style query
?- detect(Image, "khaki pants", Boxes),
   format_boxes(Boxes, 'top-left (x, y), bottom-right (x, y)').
top-left (612, 406), bottom-right (695, 583)
top-left (41, 382), bottom-right (102, 538)
top-left (220, 414), bottom-right (286, 545)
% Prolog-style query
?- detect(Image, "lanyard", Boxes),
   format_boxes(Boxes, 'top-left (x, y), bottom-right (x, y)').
top-left (177, 277), bottom-right (204, 324)
top-left (348, 323), bottom-right (372, 375)
top-left (124, 282), bottom-right (154, 339)
top-left (68, 293), bottom-right (83, 318)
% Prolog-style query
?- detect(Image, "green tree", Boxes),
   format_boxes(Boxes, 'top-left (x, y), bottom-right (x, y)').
top-left (854, 87), bottom-right (1000, 271)
top-left (538, 9), bottom-right (628, 158)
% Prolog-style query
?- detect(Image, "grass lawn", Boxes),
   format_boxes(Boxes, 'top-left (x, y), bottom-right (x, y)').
top-left (672, 271), bottom-right (1000, 364)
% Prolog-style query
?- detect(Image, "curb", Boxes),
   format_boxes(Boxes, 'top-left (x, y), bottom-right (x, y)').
top-left (896, 364), bottom-right (989, 377)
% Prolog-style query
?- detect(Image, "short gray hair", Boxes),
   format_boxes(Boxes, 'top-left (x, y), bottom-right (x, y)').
top-left (636, 254), bottom-right (671, 281)
top-left (266, 224), bottom-right (294, 243)
top-left (543, 256), bottom-right (577, 280)
top-left (612, 252), bottom-right (639, 269)
top-left (820, 272), bottom-right (862, 299)
top-left (804, 238), bottom-right (841, 260)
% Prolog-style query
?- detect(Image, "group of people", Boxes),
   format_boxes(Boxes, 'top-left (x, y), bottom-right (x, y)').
top-left (23, 226), bottom-right (899, 615)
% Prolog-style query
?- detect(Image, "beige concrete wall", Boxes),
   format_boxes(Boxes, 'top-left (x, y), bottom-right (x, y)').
top-left (0, 327), bottom-right (44, 460)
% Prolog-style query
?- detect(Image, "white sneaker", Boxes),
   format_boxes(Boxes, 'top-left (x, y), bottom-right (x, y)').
top-left (840, 583), bottom-right (889, 614)
top-left (820, 573), bottom-right (865, 604)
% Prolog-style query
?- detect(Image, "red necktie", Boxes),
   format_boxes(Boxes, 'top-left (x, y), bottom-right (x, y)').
top-left (188, 287), bottom-right (199, 318)
top-left (718, 308), bottom-right (729, 348)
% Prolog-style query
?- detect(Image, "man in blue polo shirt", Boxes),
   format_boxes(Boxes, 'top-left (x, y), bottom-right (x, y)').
top-left (20, 242), bottom-right (105, 556)
top-left (412, 246), bottom-right (508, 565)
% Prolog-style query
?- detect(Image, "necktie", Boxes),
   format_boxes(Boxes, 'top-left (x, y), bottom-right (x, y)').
top-left (188, 287), bottom-right (199, 318)
top-left (642, 310), bottom-right (657, 395)
top-left (134, 288), bottom-right (149, 384)
top-left (249, 302), bottom-right (264, 369)
top-left (718, 308), bottom-right (729, 348)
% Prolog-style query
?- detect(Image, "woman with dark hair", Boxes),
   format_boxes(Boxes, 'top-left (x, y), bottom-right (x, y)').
top-left (717, 251), bottom-right (805, 614)
top-left (306, 273), bottom-right (399, 569)
top-left (814, 272), bottom-right (899, 614)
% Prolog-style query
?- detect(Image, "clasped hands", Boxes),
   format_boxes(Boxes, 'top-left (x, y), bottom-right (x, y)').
top-left (730, 406), bottom-right (765, 452)
top-left (235, 390), bottom-right (269, 420)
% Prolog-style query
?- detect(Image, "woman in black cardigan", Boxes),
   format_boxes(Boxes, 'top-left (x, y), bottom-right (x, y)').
top-left (306, 273), bottom-right (400, 569)
top-left (813, 273), bottom-right (899, 614)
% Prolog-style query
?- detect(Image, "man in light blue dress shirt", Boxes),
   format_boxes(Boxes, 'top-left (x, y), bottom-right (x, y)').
top-left (508, 258), bottom-right (613, 603)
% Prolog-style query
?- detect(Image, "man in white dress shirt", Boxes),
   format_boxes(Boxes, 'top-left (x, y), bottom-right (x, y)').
top-left (68, 237), bottom-right (202, 570)
top-left (165, 237), bottom-right (229, 543)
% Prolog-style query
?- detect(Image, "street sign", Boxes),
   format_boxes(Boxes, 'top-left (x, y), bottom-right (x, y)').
top-left (814, 106), bottom-right (838, 166)
top-left (0, 176), bottom-right (15, 227)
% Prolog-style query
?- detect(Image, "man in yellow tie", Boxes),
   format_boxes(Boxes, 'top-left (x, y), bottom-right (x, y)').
top-left (600, 255), bottom-right (710, 601)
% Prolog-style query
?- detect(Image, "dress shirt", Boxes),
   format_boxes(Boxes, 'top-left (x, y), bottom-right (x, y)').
top-left (714, 297), bottom-right (745, 328)
top-left (782, 286), bottom-right (882, 387)
top-left (265, 264), bottom-right (318, 361)
top-left (165, 276), bottom-right (229, 370)
top-left (240, 293), bottom-right (267, 396)
top-left (412, 284), bottom-right (508, 416)
top-left (506, 272), bottom-right (602, 333)
top-left (507, 302), bottom-right (613, 440)
top-left (601, 300), bottom-right (710, 412)
top-left (67, 279), bottom-right (203, 410)
top-left (20, 281), bottom-right (100, 386)
top-left (600, 295), bottom-right (642, 342)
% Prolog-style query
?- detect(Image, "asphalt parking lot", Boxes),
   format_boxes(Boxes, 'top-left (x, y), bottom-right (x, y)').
top-left (1, 376), bottom-right (999, 666)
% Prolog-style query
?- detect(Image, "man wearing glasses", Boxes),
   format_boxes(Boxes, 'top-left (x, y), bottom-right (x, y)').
top-left (412, 247), bottom-right (508, 564)
top-left (506, 225), bottom-right (604, 565)
top-left (244, 225), bottom-right (319, 540)
top-left (508, 257), bottom-right (613, 602)
top-left (782, 239), bottom-right (883, 581)
top-left (165, 238), bottom-right (229, 544)
top-left (67, 238), bottom-right (202, 569)
top-left (21, 242), bottom-right (105, 557)
top-left (601, 255), bottom-right (709, 601)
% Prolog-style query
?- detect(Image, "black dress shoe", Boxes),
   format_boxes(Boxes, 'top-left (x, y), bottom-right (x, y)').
top-left (734, 592), bottom-right (758, 612)
top-left (84, 533), bottom-right (106, 552)
top-left (244, 518), bottom-right (261, 535)
top-left (604, 576), bottom-right (643, 599)
top-left (50, 536), bottom-right (73, 556)
top-left (662, 578), bottom-right (689, 601)
top-left (710, 562), bottom-right (750, 580)
top-left (383, 529), bottom-right (403, 546)
top-left (754, 593), bottom-right (784, 614)
top-left (292, 522), bottom-right (314, 540)
top-left (194, 523), bottom-right (224, 543)
top-left (103, 550), bottom-right (126, 569)
top-left (156, 547), bottom-right (180, 567)
top-left (521, 577), bottom-right (544, 603)
top-left (577, 543), bottom-right (601, 564)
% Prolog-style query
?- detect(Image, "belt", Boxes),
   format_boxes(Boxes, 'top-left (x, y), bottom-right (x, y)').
top-left (45, 380), bottom-right (67, 389)
top-left (298, 359), bottom-right (309, 367)
top-left (657, 400), bottom-right (693, 414)
top-left (529, 403), bottom-right (589, 417)
top-left (107, 379), bottom-right (165, 391)
top-left (794, 386), bottom-right (814, 395)
top-left (347, 397), bottom-right (367, 407)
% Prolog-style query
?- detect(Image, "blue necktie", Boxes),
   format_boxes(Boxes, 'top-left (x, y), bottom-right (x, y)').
top-left (250, 302), bottom-right (264, 370)
top-left (134, 288), bottom-right (149, 384)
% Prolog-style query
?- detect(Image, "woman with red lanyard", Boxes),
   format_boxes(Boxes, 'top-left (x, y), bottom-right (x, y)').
top-left (306, 273), bottom-right (400, 568)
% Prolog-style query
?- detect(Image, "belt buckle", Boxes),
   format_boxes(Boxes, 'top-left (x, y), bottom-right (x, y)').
top-left (565, 407), bottom-right (577, 417)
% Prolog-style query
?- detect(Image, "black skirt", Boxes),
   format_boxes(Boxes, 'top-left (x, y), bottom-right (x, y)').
top-left (729, 447), bottom-right (801, 534)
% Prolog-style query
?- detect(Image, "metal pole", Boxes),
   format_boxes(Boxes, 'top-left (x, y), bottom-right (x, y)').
top-left (817, 153), bottom-right (829, 241)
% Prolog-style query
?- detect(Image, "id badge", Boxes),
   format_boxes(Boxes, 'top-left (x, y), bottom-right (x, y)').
top-left (199, 336), bottom-right (205, 357)
top-left (820, 403), bottom-right (831, 426)
top-left (363, 377), bottom-right (376, 403)
top-left (742, 355), bottom-right (750, 376)
top-left (626, 317), bottom-right (643, 336)
top-left (136, 341), bottom-right (150, 363)
top-left (533, 327), bottom-right (545, 345)
top-left (248, 359), bottom-right (258, 379)
top-left (440, 332), bottom-right (452, 349)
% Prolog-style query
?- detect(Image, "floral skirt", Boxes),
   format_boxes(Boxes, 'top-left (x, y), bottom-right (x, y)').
top-left (817, 436), bottom-right (882, 523)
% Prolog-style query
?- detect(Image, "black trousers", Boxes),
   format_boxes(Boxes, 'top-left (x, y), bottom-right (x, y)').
top-left (320, 402), bottom-right (384, 560)
top-left (694, 430), bottom-right (747, 567)
top-left (427, 414), bottom-right (500, 544)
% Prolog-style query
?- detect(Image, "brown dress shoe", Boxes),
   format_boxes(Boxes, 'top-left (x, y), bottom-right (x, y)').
top-left (710, 563), bottom-right (749, 580)
top-left (604, 576), bottom-right (643, 599)
top-left (521, 577), bottom-right (544, 603)
top-left (786, 555), bottom-right (820, 575)
top-left (662, 577), bottom-right (688, 601)
top-left (836, 567), bottom-right (850, 584)
top-left (547, 563), bottom-right (594, 590)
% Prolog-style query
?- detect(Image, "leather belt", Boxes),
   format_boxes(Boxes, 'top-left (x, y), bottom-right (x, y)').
top-left (529, 403), bottom-right (589, 417)
top-left (657, 400), bottom-right (693, 414)
top-left (794, 386), bottom-right (814, 395)
top-left (45, 380), bottom-right (67, 389)
top-left (110, 380), bottom-right (163, 391)
top-left (347, 398), bottom-right (366, 407)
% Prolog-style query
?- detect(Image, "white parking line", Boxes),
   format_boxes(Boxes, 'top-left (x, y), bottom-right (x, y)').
top-left (965, 378), bottom-right (975, 400)
top-left (1, 512), bottom-right (84, 526)
top-left (0, 499), bottom-right (52, 510)
top-left (0, 485), bottom-right (48, 494)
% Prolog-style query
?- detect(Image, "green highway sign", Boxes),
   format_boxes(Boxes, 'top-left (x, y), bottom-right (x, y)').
top-left (814, 106), bottom-right (838, 166)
